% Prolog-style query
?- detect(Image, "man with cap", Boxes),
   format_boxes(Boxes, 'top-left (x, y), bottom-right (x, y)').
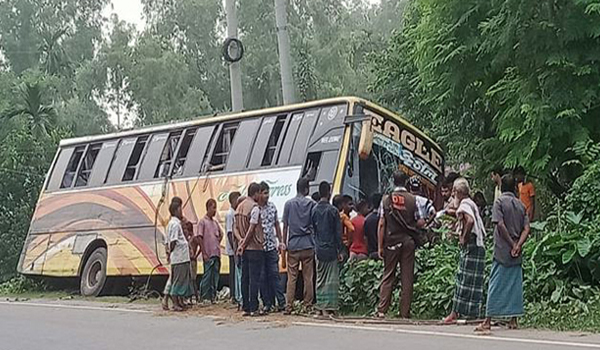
top-left (409, 176), bottom-right (436, 223)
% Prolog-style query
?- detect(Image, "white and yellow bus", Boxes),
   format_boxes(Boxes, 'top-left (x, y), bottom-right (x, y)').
top-left (18, 97), bottom-right (445, 296)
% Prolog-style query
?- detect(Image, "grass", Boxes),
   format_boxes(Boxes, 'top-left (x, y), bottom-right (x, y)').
top-left (0, 276), bottom-right (160, 305)
top-left (522, 298), bottom-right (600, 333)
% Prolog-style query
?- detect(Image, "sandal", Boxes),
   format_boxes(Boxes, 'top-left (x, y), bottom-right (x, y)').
top-left (375, 312), bottom-right (386, 319)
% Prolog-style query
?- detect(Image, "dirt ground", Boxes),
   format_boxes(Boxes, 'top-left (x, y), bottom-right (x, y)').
top-left (155, 300), bottom-right (313, 328)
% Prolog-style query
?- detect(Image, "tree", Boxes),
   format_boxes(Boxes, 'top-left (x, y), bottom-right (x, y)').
top-left (128, 34), bottom-right (212, 126)
top-left (0, 0), bottom-right (108, 75)
top-left (370, 0), bottom-right (600, 192)
top-left (2, 82), bottom-right (57, 139)
top-left (38, 26), bottom-right (71, 76)
top-left (99, 15), bottom-right (135, 129)
top-left (141, 0), bottom-right (229, 111)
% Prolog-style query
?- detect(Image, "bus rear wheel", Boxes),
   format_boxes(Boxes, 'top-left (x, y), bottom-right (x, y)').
top-left (80, 247), bottom-right (108, 297)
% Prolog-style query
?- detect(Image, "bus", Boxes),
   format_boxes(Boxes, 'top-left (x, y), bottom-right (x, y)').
top-left (17, 97), bottom-right (445, 296)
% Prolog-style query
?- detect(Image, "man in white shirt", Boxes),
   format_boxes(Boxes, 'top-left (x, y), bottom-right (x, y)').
top-left (166, 199), bottom-right (194, 311)
top-left (408, 176), bottom-right (436, 223)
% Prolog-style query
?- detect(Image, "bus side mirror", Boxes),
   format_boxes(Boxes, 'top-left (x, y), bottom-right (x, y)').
top-left (358, 119), bottom-right (373, 160)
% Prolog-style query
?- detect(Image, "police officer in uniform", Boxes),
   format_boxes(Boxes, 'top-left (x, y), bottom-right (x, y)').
top-left (376, 171), bottom-right (425, 319)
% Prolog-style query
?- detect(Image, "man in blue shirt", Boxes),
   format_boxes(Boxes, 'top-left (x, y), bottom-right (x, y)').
top-left (282, 177), bottom-right (316, 314)
top-left (312, 181), bottom-right (343, 314)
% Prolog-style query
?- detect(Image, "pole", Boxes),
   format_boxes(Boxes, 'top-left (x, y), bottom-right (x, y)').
top-left (274, 0), bottom-right (296, 105)
top-left (225, 0), bottom-right (243, 112)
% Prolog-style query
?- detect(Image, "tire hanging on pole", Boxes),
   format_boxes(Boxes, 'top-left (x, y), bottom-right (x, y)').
top-left (222, 37), bottom-right (244, 63)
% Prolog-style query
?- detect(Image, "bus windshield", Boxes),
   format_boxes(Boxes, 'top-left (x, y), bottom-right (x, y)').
top-left (342, 107), bottom-right (444, 202)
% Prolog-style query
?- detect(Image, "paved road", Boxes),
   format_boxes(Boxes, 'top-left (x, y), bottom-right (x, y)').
top-left (2, 301), bottom-right (600, 350)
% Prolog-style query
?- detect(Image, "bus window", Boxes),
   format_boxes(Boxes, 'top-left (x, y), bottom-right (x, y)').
top-left (289, 109), bottom-right (320, 165)
top-left (46, 148), bottom-right (74, 191)
top-left (88, 140), bottom-right (119, 187)
top-left (74, 143), bottom-right (102, 187)
top-left (248, 115), bottom-right (287, 169)
top-left (182, 125), bottom-right (215, 176)
top-left (171, 128), bottom-right (197, 177)
top-left (316, 150), bottom-right (339, 184)
top-left (262, 116), bottom-right (287, 166)
top-left (122, 135), bottom-right (149, 181)
top-left (60, 146), bottom-right (85, 189)
top-left (154, 131), bottom-right (182, 178)
top-left (277, 112), bottom-right (303, 165)
top-left (226, 119), bottom-right (261, 172)
top-left (207, 122), bottom-right (238, 171)
top-left (302, 152), bottom-right (322, 181)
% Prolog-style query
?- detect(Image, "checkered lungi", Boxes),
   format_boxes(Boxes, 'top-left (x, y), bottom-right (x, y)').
top-left (452, 240), bottom-right (486, 318)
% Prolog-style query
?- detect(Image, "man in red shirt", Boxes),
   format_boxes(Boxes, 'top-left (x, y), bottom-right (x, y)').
top-left (349, 200), bottom-right (370, 262)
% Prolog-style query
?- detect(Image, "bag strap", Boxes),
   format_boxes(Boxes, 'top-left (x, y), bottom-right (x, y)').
top-left (386, 193), bottom-right (419, 236)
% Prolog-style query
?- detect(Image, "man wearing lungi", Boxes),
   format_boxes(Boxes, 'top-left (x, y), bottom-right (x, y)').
top-left (476, 174), bottom-right (530, 332)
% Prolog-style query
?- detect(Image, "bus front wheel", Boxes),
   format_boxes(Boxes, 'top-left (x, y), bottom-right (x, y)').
top-left (80, 247), bottom-right (108, 297)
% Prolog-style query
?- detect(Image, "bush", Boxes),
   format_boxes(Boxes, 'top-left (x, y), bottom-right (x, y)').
top-left (410, 240), bottom-right (460, 319)
top-left (524, 164), bottom-right (600, 305)
top-left (340, 259), bottom-right (383, 315)
top-left (339, 237), bottom-right (462, 318)
top-left (522, 293), bottom-right (600, 332)
top-left (565, 162), bottom-right (600, 223)
top-left (0, 275), bottom-right (46, 295)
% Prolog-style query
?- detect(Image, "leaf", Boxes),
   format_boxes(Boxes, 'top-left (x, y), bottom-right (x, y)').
top-left (565, 211), bottom-right (583, 225)
top-left (562, 247), bottom-right (577, 265)
top-left (551, 280), bottom-right (564, 303)
top-left (577, 237), bottom-right (592, 258)
top-left (530, 221), bottom-right (547, 231)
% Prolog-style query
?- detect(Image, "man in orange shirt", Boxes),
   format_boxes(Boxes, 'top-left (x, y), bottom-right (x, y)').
top-left (334, 195), bottom-right (354, 263)
top-left (514, 166), bottom-right (535, 222)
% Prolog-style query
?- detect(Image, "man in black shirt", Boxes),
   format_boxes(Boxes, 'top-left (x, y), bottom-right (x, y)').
top-left (311, 181), bottom-right (343, 314)
top-left (364, 193), bottom-right (382, 259)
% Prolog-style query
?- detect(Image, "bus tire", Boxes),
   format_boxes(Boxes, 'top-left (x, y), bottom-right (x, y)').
top-left (80, 247), bottom-right (108, 297)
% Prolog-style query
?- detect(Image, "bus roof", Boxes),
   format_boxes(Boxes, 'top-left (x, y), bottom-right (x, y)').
top-left (60, 96), bottom-right (442, 152)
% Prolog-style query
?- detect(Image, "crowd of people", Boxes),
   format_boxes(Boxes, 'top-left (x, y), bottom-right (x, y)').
top-left (160, 165), bottom-right (536, 331)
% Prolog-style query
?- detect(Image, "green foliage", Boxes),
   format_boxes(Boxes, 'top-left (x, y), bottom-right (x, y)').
top-left (340, 259), bottom-right (383, 314)
top-left (339, 238), bottom-right (461, 318)
top-left (523, 295), bottom-right (600, 332)
top-left (128, 34), bottom-right (213, 126)
top-left (371, 0), bottom-right (600, 190)
top-left (0, 122), bottom-right (68, 282)
top-left (0, 0), bottom-right (108, 75)
top-left (523, 164), bottom-right (600, 308)
top-left (564, 162), bottom-right (600, 222)
top-left (0, 275), bottom-right (47, 295)
top-left (411, 239), bottom-right (460, 319)
top-left (3, 82), bottom-right (57, 138)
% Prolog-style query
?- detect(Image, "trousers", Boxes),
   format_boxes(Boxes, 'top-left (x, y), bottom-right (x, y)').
top-left (377, 234), bottom-right (415, 318)
top-left (261, 249), bottom-right (286, 310)
top-left (242, 250), bottom-right (264, 313)
top-left (285, 248), bottom-right (315, 311)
